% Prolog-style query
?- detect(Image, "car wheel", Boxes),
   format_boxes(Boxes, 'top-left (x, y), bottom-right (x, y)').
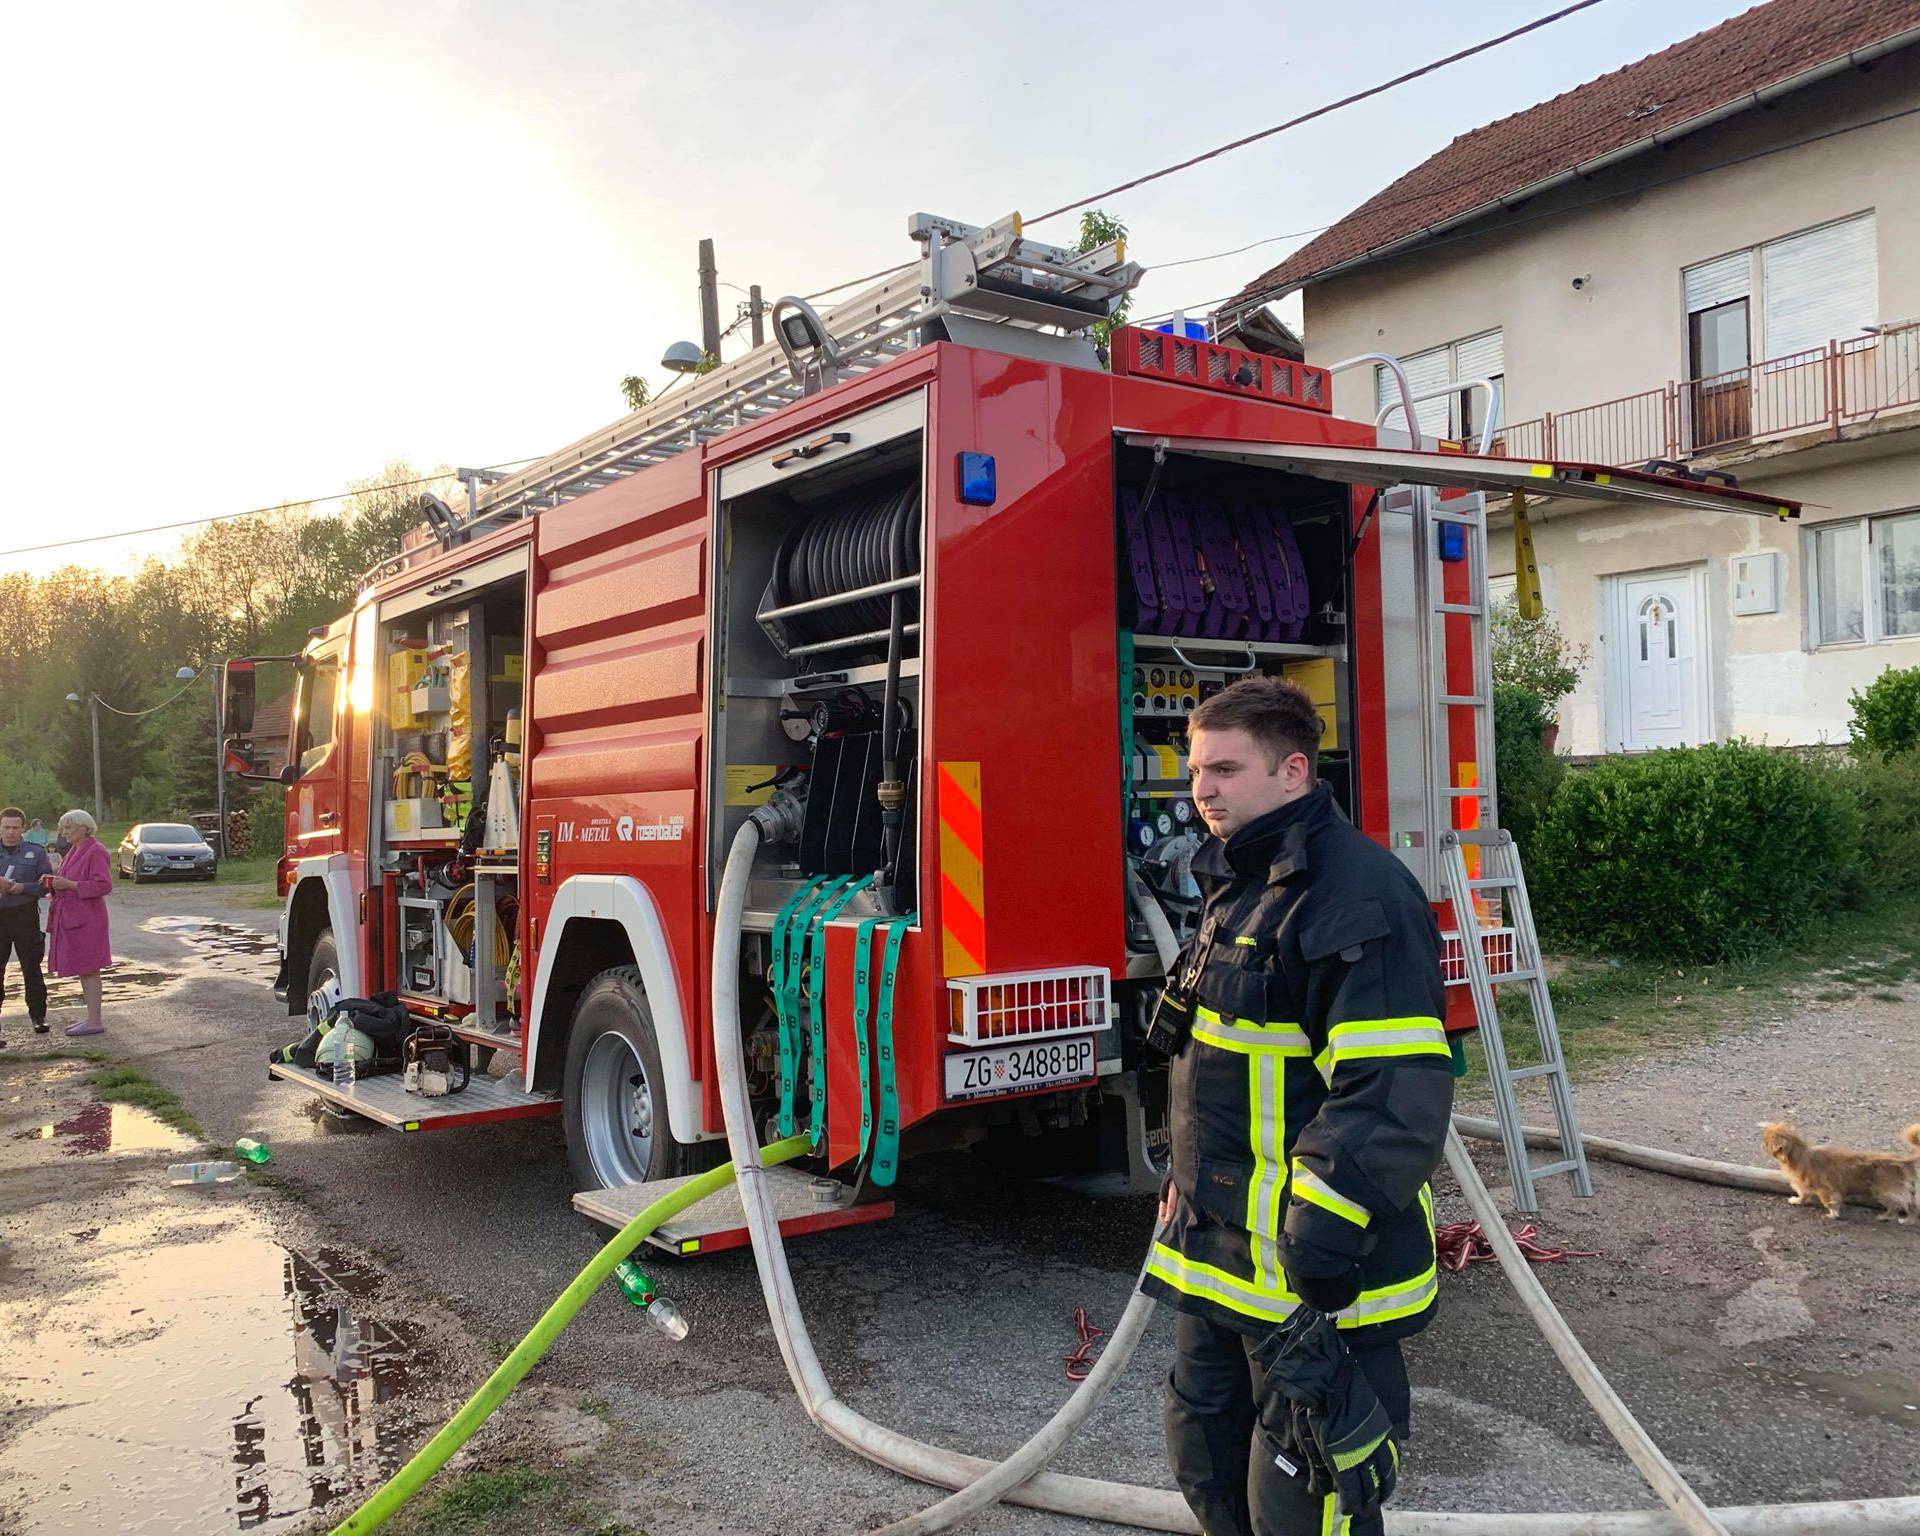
top-left (562, 967), bottom-right (710, 1190)
top-left (133, 870), bottom-right (149, 885)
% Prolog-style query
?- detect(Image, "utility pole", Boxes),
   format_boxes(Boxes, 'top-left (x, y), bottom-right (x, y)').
top-left (88, 695), bottom-right (103, 825)
top-left (749, 283), bottom-right (765, 348)
top-left (212, 664), bottom-right (228, 859)
top-left (697, 238), bottom-right (721, 361)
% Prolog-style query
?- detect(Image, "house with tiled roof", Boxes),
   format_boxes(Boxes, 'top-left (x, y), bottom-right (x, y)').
top-left (1221, 0), bottom-right (1920, 753)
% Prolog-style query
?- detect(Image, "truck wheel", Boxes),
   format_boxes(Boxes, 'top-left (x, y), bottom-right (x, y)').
top-left (307, 930), bottom-right (340, 999)
top-left (563, 967), bottom-right (701, 1190)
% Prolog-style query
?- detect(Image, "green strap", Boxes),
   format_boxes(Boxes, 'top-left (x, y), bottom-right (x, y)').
top-left (774, 876), bottom-right (838, 1137)
top-left (871, 912), bottom-right (916, 1187)
top-left (806, 874), bottom-right (874, 1148)
top-left (851, 913), bottom-right (888, 1160)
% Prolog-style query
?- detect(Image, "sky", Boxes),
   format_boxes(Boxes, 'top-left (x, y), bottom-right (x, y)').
top-left (0, 0), bottom-right (1762, 578)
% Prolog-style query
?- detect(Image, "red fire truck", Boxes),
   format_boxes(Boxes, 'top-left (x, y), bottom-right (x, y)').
top-left (227, 213), bottom-right (1798, 1248)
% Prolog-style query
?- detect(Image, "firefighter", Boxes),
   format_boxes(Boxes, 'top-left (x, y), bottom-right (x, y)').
top-left (1142, 676), bottom-right (1452, 1536)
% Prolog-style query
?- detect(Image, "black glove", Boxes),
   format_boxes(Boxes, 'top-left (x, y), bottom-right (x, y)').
top-left (1277, 1231), bottom-right (1362, 1313)
top-left (1253, 1309), bottom-right (1401, 1521)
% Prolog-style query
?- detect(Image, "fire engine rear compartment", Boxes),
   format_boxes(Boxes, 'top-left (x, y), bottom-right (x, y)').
top-left (1114, 440), bottom-right (1357, 953)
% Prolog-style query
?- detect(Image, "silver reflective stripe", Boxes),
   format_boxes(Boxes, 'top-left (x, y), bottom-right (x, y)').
top-left (1336, 1267), bottom-right (1439, 1325)
top-left (1147, 1244), bottom-right (1299, 1324)
top-left (1194, 1018), bottom-right (1313, 1052)
top-left (1248, 1051), bottom-right (1285, 1242)
top-left (1329, 1022), bottom-right (1446, 1051)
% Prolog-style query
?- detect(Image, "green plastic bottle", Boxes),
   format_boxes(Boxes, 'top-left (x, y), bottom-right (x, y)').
top-left (612, 1260), bottom-right (689, 1340)
top-left (234, 1137), bottom-right (271, 1165)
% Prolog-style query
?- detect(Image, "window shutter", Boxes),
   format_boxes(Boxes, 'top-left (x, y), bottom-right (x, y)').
top-left (1761, 213), bottom-right (1877, 360)
top-left (1454, 329), bottom-right (1504, 382)
top-left (1376, 345), bottom-right (1453, 436)
top-left (1684, 250), bottom-right (1750, 313)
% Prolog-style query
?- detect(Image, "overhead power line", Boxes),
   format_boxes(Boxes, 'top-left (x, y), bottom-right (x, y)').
top-left (802, 0), bottom-right (1606, 303)
top-left (1026, 0), bottom-right (1607, 225)
top-left (0, 458), bottom-right (542, 561)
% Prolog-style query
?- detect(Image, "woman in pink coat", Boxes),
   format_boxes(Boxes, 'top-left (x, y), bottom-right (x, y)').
top-left (43, 809), bottom-right (112, 1036)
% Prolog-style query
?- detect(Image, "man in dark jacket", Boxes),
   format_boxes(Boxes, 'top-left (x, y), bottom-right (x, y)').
top-left (1143, 678), bottom-right (1452, 1536)
top-left (0, 806), bottom-right (53, 1037)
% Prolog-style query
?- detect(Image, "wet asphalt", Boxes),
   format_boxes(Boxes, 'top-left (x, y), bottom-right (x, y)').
top-left (2, 879), bottom-right (1915, 1534)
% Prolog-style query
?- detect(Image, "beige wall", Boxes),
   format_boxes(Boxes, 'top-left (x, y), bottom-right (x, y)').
top-left (1296, 44), bottom-right (1920, 752)
top-left (1488, 442), bottom-right (1920, 753)
top-left (1306, 47), bottom-right (1920, 429)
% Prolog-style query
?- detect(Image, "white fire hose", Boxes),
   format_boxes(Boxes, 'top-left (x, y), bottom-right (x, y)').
top-left (712, 812), bottom-right (1920, 1535)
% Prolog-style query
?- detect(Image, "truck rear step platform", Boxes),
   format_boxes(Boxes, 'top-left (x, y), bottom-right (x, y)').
top-left (573, 1166), bottom-right (894, 1256)
top-left (268, 1061), bottom-right (559, 1130)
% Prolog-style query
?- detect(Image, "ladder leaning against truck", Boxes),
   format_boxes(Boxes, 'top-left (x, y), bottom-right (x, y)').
top-left (220, 212), bottom-right (1801, 1252)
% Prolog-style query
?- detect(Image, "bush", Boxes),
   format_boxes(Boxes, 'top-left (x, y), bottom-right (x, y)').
top-left (1493, 685), bottom-right (1564, 852)
top-left (1490, 604), bottom-right (1589, 719)
top-left (1853, 749), bottom-right (1920, 894)
top-left (1849, 664), bottom-right (1920, 758)
top-left (241, 782), bottom-right (287, 860)
top-left (0, 751), bottom-right (68, 824)
top-left (1530, 741), bottom-right (1862, 963)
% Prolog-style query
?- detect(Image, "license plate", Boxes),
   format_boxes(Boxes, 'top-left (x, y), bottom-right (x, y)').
top-left (942, 1033), bottom-right (1097, 1103)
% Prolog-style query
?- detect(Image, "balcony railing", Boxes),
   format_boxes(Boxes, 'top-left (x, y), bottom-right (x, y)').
top-left (1503, 319), bottom-right (1920, 466)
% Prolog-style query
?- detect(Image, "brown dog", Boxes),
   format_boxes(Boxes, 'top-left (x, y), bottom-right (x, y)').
top-left (1760, 1121), bottom-right (1920, 1222)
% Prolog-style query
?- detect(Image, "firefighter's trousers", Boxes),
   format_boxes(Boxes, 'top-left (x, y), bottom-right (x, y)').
top-left (1165, 1310), bottom-right (1411, 1536)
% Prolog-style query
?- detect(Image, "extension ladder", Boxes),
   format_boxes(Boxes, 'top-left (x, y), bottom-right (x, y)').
top-left (369, 213), bottom-right (1140, 582)
top-left (1441, 828), bottom-right (1592, 1211)
top-left (1410, 475), bottom-right (1591, 1212)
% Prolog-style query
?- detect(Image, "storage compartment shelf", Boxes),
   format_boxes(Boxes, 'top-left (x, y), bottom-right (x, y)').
top-left (1132, 634), bottom-right (1341, 660)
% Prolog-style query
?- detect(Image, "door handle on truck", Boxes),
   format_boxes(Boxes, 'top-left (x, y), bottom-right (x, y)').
top-left (318, 811), bottom-right (339, 826)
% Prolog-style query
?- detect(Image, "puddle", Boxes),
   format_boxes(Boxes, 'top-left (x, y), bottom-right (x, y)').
top-left (41, 966), bottom-right (174, 1007)
top-left (0, 1218), bottom-right (436, 1532)
top-left (1738, 1363), bottom-right (1920, 1428)
top-left (12, 1101), bottom-right (193, 1156)
top-left (145, 914), bottom-right (278, 974)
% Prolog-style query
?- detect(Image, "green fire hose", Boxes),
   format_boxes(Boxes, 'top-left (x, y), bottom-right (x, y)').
top-left (327, 1133), bottom-right (813, 1536)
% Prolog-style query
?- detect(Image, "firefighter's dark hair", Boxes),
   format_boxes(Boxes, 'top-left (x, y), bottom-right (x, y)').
top-left (1187, 676), bottom-right (1321, 774)
top-left (0, 807), bottom-right (22, 823)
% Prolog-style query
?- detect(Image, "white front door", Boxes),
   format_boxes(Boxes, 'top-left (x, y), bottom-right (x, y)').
top-left (1607, 567), bottom-right (1708, 751)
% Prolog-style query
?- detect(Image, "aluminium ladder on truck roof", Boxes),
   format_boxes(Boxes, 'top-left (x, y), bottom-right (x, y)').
top-left (374, 214), bottom-right (1142, 579)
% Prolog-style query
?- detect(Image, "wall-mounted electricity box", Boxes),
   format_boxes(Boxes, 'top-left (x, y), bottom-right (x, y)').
top-left (1732, 552), bottom-right (1781, 616)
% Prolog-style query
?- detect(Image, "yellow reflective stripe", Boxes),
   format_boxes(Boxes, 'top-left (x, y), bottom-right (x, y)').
top-left (1320, 1492), bottom-right (1350, 1535)
top-left (1335, 1264), bottom-right (1438, 1328)
top-left (1147, 1242), bottom-right (1300, 1324)
top-left (1194, 1008), bottom-right (1313, 1055)
top-left (1290, 1161), bottom-right (1371, 1229)
top-left (1326, 1016), bottom-right (1448, 1066)
top-left (1247, 1053), bottom-right (1285, 1245)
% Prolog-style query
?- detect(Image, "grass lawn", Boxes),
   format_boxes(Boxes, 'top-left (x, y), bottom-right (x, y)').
top-left (1471, 892), bottom-right (1920, 1080)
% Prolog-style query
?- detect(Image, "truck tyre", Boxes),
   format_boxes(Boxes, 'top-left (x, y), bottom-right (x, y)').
top-left (307, 930), bottom-right (340, 1000)
top-left (563, 967), bottom-right (707, 1190)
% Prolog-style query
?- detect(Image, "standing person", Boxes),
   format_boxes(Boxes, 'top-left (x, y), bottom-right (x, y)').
top-left (41, 809), bottom-right (113, 1038)
top-left (1143, 677), bottom-right (1452, 1536)
top-left (24, 817), bottom-right (48, 848)
top-left (0, 807), bottom-right (54, 1039)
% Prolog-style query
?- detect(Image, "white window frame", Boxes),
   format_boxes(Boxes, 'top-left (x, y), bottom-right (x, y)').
top-left (1804, 506), bottom-right (1920, 650)
top-left (1682, 211), bottom-right (1877, 373)
top-left (1376, 329), bottom-right (1504, 442)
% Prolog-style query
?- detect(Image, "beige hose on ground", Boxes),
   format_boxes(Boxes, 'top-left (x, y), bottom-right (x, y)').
top-left (709, 815), bottom-right (1920, 1534)
top-left (1451, 1116), bottom-right (1791, 1196)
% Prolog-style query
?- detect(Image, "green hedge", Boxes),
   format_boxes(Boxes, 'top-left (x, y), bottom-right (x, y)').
top-left (1853, 749), bottom-right (1920, 895)
top-left (1493, 685), bottom-right (1564, 853)
top-left (1850, 664), bottom-right (1920, 758)
top-left (1529, 742), bottom-right (1862, 963)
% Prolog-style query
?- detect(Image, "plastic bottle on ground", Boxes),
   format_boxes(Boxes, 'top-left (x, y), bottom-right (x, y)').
top-left (235, 1137), bottom-right (271, 1165)
top-left (169, 1161), bottom-right (244, 1186)
top-left (613, 1260), bottom-right (690, 1340)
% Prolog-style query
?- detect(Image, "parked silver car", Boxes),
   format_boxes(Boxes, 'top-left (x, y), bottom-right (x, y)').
top-left (117, 823), bottom-right (218, 883)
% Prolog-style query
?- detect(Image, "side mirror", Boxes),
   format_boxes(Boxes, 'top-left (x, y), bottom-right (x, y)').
top-left (224, 661), bottom-right (257, 735)
top-left (279, 764), bottom-right (301, 786)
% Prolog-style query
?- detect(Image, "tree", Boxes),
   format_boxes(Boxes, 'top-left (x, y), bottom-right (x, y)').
top-left (621, 374), bottom-right (651, 411)
top-left (1076, 210), bottom-right (1131, 363)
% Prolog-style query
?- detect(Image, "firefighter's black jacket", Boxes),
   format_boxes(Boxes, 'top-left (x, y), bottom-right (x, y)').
top-left (1141, 781), bottom-right (1453, 1340)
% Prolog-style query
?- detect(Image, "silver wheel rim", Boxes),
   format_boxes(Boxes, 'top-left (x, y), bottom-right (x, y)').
top-left (581, 1032), bottom-right (655, 1186)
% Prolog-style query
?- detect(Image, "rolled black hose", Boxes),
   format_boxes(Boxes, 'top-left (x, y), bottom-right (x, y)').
top-left (769, 481), bottom-right (921, 651)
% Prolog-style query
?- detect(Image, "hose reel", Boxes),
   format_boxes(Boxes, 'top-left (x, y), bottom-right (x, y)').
top-left (758, 480), bottom-right (921, 658)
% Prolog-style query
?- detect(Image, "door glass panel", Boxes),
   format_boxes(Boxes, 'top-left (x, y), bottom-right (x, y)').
top-left (1878, 512), bottom-right (1920, 639)
top-left (297, 659), bottom-right (340, 773)
top-left (1691, 300), bottom-right (1750, 379)
top-left (1814, 523), bottom-right (1865, 644)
